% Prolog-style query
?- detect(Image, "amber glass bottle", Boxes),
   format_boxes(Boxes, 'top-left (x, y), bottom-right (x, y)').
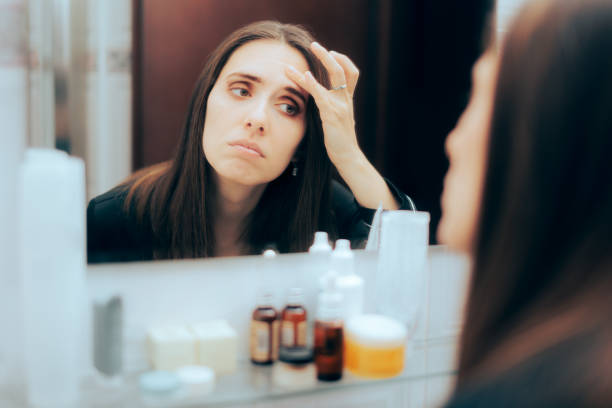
top-left (250, 293), bottom-right (279, 365)
top-left (314, 320), bottom-right (343, 381)
top-left (281, 288), bottom-right (307, 348)
top-left (314, 274), bottom-right (344, 381)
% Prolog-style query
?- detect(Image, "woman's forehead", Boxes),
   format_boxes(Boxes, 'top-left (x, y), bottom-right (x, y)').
top-left (220, 39), bottom-right (310, 79)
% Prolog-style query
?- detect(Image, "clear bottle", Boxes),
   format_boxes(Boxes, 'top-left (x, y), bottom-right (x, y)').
top-left (314, 273), bottom-right (344, 381)
top-left (250, 293), bottom-right (279, 365)
top-left (280, 288), bottom-right (308, 348)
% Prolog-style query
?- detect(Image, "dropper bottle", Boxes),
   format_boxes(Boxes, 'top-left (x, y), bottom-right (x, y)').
top-left (314, 272), bottom-right (344, 381)
top-left (333, 239), bottom-right (364, 321)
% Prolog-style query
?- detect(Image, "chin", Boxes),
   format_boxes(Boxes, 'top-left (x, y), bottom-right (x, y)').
top-left (217, 167), bottom-right (278, 187)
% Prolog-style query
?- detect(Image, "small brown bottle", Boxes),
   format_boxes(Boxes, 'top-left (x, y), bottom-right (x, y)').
top-left (280, 288), bottom-right (308, 349)
top-left (314, 274), bottom-right (344, 381)
top-left (250, 293), bottom-right (279, 365)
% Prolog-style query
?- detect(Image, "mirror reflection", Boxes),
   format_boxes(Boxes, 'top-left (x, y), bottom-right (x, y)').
top-left (22, 1), bottom-right (493, 262)
top-left (88, 20), bottom-right (415, 262)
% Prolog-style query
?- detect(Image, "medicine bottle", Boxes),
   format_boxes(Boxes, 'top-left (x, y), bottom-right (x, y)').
top-left (280, 288), bottom-right (308, 348)
top-left (314, 273), bottom-right (344, 381)
top-left (250, 293), bottom-right (279, 365)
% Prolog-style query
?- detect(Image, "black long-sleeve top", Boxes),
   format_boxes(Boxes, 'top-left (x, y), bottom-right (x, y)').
top-left (87, 179), bottom-right (415, 263)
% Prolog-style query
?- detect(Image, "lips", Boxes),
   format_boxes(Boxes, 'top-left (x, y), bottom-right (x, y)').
top-left (229, 140), bottom-right (265, 158)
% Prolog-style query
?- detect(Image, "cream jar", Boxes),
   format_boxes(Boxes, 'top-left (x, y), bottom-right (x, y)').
top-left (345, 314), bottom-right (407, 378)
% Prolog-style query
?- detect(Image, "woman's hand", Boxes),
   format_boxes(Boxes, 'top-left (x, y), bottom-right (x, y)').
top-left (285, 42), bottom-right (399, 211)
top-left (285, 41), bottom-right (360, 164)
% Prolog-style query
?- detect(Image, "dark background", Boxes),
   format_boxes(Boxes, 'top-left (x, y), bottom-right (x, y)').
top-left (132, 0), bottom-right (494, 243)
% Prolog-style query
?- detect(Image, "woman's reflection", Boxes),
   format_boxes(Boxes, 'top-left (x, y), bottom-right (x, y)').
top-left (87, 21), bottom-right (414, 263)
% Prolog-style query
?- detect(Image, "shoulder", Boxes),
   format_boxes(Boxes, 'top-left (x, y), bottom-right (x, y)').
top-left (87, 186), bottom-right (153, 262)
top-left (87, 187), bottom-right (129, 222)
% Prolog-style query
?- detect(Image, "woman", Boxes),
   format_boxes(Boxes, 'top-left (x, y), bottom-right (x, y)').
top-left (87, 21), bottom-right (414, 262)
top-left (439, 0), bottom-right (612, 405)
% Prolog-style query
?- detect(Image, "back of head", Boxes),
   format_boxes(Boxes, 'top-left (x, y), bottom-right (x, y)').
top-left (459, 0), bottom-right (612, 387)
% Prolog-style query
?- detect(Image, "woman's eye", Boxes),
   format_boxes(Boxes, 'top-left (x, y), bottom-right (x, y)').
top-left (279, 103), bottom-right (299, 116)
top-left (231, 88), bottom-right (250, 97)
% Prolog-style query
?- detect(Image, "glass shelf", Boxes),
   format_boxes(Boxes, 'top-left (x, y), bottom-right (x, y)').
top-left (0, 337), bottom-right (457, 407)
top-left (77, 337), bottom-right (457, 408)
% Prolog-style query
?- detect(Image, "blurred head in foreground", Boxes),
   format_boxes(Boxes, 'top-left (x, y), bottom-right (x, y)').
top-left (440, 0), bottom-right (612, 404)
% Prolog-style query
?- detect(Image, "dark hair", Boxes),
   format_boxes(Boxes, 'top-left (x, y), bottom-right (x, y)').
top-left (123, 21), bottom-right (333, 258)
top-left (458, 0), bottom-right (612, 386)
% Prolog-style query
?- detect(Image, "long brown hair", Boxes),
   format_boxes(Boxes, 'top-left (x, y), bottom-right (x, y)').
top-left (122, 21), bottom-right (333, 259)
top-left (458, 0), bottom-right (612, 390)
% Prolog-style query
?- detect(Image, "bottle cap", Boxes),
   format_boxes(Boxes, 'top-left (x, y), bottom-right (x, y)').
top-left (331, 239), bottom-right (355, 276)
top-left (262, 248), bottom-right (277, 258)
top-left (286, 287), bottom-right (304, 305)
top-left (256, 291), bottom-right (276, 308)
top-left (309, 231), bottom-right (332, 253)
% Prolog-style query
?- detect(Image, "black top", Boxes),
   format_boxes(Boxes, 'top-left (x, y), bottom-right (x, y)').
top-left (87, 179), bottom-right (414, 263)
top-left (444, 327), bottom-right (610, 408)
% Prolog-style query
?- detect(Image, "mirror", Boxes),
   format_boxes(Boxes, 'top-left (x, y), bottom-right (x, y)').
top-left (24, 0), bottom-right (494, 262)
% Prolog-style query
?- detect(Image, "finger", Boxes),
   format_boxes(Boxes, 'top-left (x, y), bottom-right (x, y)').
top-left (285, 66), bottom-right (329, 105)
top-left (330, 51), bottom-right (359, 97)
top-left (311, 42), bottom-right (347, 89)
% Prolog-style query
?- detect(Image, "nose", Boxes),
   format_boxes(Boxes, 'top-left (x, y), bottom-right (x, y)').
top-left (245, 99), bottom-right (267, 135)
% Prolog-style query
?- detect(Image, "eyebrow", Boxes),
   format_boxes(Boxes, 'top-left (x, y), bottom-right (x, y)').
top-left (227, 72), bottom-right (307, 105)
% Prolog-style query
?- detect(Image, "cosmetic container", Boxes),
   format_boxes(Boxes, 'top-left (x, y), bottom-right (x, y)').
top-left (250, 293), bottom-right (280, 365)
top-left (139, 370), bottom-right (181, 404)
top-left (314, 273), bottom-right (344, 381)
top-left (307, 231), bottom-right (332, 318)
top-left (20, 148), bottom-right (86, 408)
top-left (280, 288), bottom-right (308, 348)
top-left (175, 365), bottom-right (215, 398)
top-left (344, 314), bottom-right (407, 378)
top-left (148, 326), bottom-right (197, 370)
top-left (190, 320), bottom-right (237, 375)
top-left (332, 239), bottom-right (364, 321)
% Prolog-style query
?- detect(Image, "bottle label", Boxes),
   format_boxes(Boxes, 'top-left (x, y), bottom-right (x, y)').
top-left (271, 320), bottom-right (279, 360)
top-left (297, 321), bottom-right (307, 347)
top-left (281, 321), bottom-right (294, 347)
top-left (250, 320), bottom-right (270, 362)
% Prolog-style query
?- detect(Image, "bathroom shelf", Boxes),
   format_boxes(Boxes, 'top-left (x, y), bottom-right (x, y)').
top-left (78, 337), bottom-right (457, 408)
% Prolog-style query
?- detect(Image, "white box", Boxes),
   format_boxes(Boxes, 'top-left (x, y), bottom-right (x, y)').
top-left (148, 326), bottom-right (196, 370)
top-left (191, 320), bottom-right (238, 375)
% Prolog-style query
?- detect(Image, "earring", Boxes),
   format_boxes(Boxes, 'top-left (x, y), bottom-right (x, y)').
top-left (292, 162), bottom-right (298, 177)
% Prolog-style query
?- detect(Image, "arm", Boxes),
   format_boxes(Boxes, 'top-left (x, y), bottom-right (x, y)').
top-left (286, 42), bottom-right (399, 210)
